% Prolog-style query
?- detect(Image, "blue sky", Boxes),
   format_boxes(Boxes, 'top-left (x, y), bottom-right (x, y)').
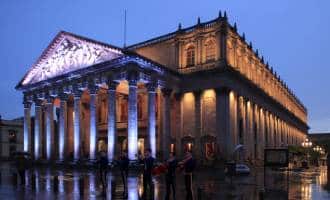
top-left (0, 0), bottom-right (329, 132)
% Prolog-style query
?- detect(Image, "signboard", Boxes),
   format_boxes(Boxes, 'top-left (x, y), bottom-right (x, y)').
top-left (264, 148), bottom-right (289, 167)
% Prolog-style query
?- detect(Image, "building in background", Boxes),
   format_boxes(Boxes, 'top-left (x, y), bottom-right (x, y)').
top-left (15, 12), bottom-right (308, 164)
top-left (0, 116), bottom-right (24, 159)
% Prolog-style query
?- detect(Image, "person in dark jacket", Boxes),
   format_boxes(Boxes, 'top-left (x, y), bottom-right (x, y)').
top-left (118, 151), bottom-right (129, 198)
top-left (140, 148), bottom-right (155, 199)
top-left (165, 152), bottom-right (178, 200)
top-left (179, 151), bottom-right (196, 200)
top-left (98, 151), bottom-right (108, 194)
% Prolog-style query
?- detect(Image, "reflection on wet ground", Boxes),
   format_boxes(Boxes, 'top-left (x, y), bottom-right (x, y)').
top-left (0, 162), bottom-right (330, 200)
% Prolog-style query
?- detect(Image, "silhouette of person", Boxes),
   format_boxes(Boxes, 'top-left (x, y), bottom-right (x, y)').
top-left (165, 152), bottom-right (178, 200)
top-left (97, 151), bottom-right (108, 195)
top-left (179, 151), bottom-right (196, 200)
top-left (119, 151), bottom-right (129, 198)
top-left (140, 148), bottom-right (155, 199)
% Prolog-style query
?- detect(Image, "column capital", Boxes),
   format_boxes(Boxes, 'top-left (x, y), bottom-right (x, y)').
top-left (107, 81), bottom-right (118, 91)
top-left (215, 86), bottom-right (231, 95)
top-left (23, 101), bottom-right (32, 109)
top-left (45, 92), bottom-right (55, 104)
top-left (88, 84), bottom-right (99, 95)
top-left (128, 78), bottom-right (138, 87)
top-left (73, 89), bottom-right (83, 99)
top-left (58, 92), bottom-right (69, 101)
top-left (127, 68), bottom-right (139, 87)
top-left (193, 90), bottom-right (202, 97)
top-left (161, 88), bottom-right (172, 97)
top-left (146, 82), bottom-right (157, 93)
top-left (174, 92), bottom-right (183, 101)
top-left (33, 96), bottom-right (44, 106)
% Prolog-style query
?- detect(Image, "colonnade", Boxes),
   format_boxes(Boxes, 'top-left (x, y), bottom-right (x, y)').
top-left (23, 80), bottom-right (171, 161)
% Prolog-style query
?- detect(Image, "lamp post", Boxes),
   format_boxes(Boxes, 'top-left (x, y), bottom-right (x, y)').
top-left (301, 138), bottom-right (312, 167)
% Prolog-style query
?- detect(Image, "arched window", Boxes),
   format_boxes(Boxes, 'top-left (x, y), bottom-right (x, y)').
top-left (205, 40), bottom-right (215, 62)
top-left (186, 45), bottom-right (195, 67)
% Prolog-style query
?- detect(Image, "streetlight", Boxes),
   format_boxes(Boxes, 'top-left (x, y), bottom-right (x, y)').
top-left (302, 138), bottom-right (312, 148)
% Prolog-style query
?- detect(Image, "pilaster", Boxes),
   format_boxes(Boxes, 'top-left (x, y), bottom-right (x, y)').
top-left (58, 93), bottom-right (68, 161)
top-left (34, 98), bottom-right (43, 160)
top-left (128, 78), bottom-right (138, 160)
top-left (107, 81), bottom-right (118, 161)
top-left (193, 90), bottom-right (202, 159)
top-left (162, 88), bottom-right (172, 160)
top-left (23, 100), bottom-right (32, 153)
top-left (73, 90), bottom-right (82, 161)
top-left (147, 83), bottom-right (157, 158)
top-left (45, 96), bottom-right (54, 160)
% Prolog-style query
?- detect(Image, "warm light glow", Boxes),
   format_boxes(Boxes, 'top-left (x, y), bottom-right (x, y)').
top-left (183, 92), bottom-right (194, 103)
top-left (301, 138), bottom-right (312, 148)
top-left (138, 139), bottom-right (145, 156)
top-left (203, 89), bottom-right (215, 98)
top-left (170, 144), bottom-right (175, 153)
top-left (187, 143), bottom-right (192, 151)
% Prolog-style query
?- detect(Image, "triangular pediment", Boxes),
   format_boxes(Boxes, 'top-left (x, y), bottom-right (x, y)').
top-left (20, 31), bottom-right (123, 86)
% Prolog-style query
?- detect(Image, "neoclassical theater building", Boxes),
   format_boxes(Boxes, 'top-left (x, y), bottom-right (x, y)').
top-left (16, 12), bottom-right (308, 163)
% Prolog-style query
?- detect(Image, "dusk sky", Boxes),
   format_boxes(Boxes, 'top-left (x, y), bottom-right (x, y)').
top-left (0, 0), bottom-right (329, 133)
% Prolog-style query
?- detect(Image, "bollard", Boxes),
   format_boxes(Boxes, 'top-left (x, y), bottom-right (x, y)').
top-left (197, 187), bottom-right (202, 200)
top-left (79, 177), bottom-right (84, 196)
top-left (53, 175), bottom-right (59, 193)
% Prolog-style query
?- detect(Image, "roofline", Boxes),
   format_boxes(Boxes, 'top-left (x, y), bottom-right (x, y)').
top-left (127, 15), bottom-right (307, 112)
top-left (127, 18), bottom-right (220, 49)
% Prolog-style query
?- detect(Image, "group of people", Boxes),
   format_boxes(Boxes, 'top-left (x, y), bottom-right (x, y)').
top-left (97, 148), bottom-right (196, 200)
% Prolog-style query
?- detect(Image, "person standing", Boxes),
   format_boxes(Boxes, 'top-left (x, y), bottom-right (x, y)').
top-left (179, 151), bottom-right (196, 200)
top-left (140, 148), bottom-right (155, 199)
top-left (165, 152), bottom-right (178, 200)
top-left (118, 151), bottom-right (129, 198)
top-left (98, 151), bottom-right (108, 195)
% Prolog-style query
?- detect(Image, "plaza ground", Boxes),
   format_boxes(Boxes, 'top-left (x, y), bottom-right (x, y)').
top-left (0, 161), bottom-right (330, 200)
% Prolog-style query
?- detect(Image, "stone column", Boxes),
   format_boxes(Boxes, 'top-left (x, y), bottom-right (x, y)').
top-left (128, 79), bottom-right (138, 160)
top-left (23, 101), bottom-right (32, 153)
top-left (174, 93), bottom-right (183, 158)
top-left (147, 83), bottom-right (157, 158)
top-left (58, 94), bottom-right (68, 161)
top-left (216, 88), bottom-right (237, 160)
top-left (89, 86), bottom-right (98, 161)
top-left (245, 100), bottom-right (253, 159)
top-left (34, 99), bottom-right (43, 160)
top-left (73, 91), bottom-right (82, 161)
top-left (45, 97), bottom-right (54, 160)
top-left (162, 88), bottom-right (172, 160)
top-left (193, 90), bottom-right (202, 159)
top-left (107, 81), bottom-right (118, 161)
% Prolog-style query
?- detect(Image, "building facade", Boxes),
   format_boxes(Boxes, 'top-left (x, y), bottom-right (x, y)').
top-left (16, 13), bottom-right (308, 163)
top-left (0, 117), bottom-right (24, 159)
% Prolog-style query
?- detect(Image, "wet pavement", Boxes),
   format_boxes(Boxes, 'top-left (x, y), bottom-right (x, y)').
top-left (0, 161), bottom-right (330, 200)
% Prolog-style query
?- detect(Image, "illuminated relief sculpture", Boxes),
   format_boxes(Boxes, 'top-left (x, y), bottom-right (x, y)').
top-left (22, 32), bottom-right (123, 85)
